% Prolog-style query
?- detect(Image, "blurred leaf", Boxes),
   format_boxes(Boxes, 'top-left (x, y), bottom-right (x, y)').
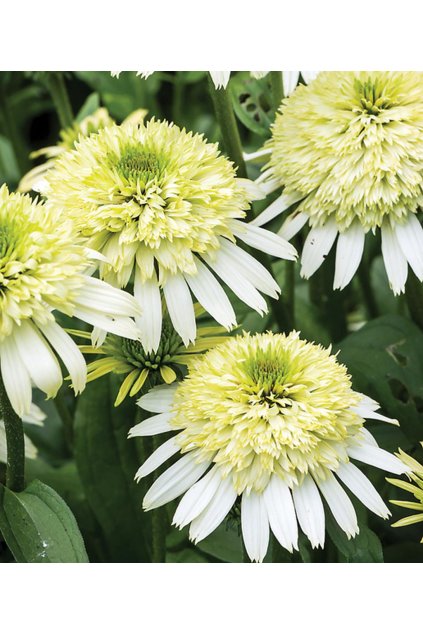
top-left (230, 72), bottom-right (274, 136)
top-left (74, 375), bottom-right (150, 562)
top-left (0, 135), bottom-right (20, 184)
top-left (196, 521), bottom-right (243, 562)
top-left (0, 479), bottom-right (88, 563)
top-left (76, 92), bottom-right (100, 122)
top-left (326, 512), bottom-right (383, 562)
top-left (167, 547), bottom-right (209, 563)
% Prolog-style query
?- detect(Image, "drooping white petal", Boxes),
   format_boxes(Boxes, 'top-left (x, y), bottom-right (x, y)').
top-left (230, 219), bottom-right (297, 260)
top-left (73, 306), bottom-right (141, 341)
top-left (185, 258), bottom-right (236, 330)
top-left (241, 490), bottom-right (270, 563)
top-left (173, 465), bottom-right (222, 528)
top-left (243, 147), bottom-right (272, 163)
top-left (252, 191), bottom-right (303, 227)
top-left (360, 428), bottom-right (379, 447)
top-left (143, 451), bottom-right (210, 511)
top-left (237, 178), bottom-right (266, 201)
top-left (137, 384), bottom-right (177, 413)
top-left (335, 462), bottom-right (390, 518)
top-left (209, 71), bottom-right (231, 89)
top-left (278, 211), bottom-right (309, 241)
top-left (347, 443), bottom-right (409, 474)
top-left (333, 223), bottom-right (366, 290)
top-left (395, 213), bottom-right (423, 281)
top-left (24, 404), bottom-right (46, 426)
top-left (217, 238), bottom-right (280, 298)
top-left (134, 267), bottom-right (162, 354)
top-left (317, 472), bottom-right (359, 539)
top-left (203, 252), bottom-right (268, 315)
top-left (91, 327), bottom-right (107, 347)
top-left (163, 273), bottom-right (196, 346)
top-left (40, 320), bottom-right (87, 394)
top-left (300, 219), bottom-right (338, 279)
top-left (75, 276), bottom-right (140, 317)
top-left (351, 403), bottom-right (399, 425)
top-left (250, 71), bottom-right (269, 79)
top-left (292, 474), bottom-right (325, 548)
top-left (381, 222), bottom-right (408, 295)
top-left (301, 71), bottom-right (319, 84)
top-left (13, 320), bottom-right (62, 399)
top-left (189, 474), bottom-right (237, 543)
top-left (263, 475), bottom-right (298, 552)
top-left (283, 71), bottom-right (300, 96)
top-left (135, 437), bottom-right (181, 480)
top-left (128, 412), bottom-right (174, 437)
top-left (0, 336), bottom-right (32, 418)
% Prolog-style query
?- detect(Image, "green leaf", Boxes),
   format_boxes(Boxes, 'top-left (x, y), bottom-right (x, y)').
top-left (229, 72), bottom-right (274, 137)
top-left (337, 315), bottom-right (423, 449)
top-left (196, 521), bottom-right (243, 562)
top-left (326, 512), bottom-right (383, 562)
top-left (75, 92), bottom-right (101, 122)
top-left (74, 375), bottom-right (151, 562)
top-left (0, 480), bottom-right (88, 563)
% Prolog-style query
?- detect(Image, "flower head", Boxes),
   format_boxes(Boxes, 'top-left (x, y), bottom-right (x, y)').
top-left (0, 185), bottom-right (141, 417)
top-left (130, 331), bottom-right (407, 562)
top-left (387, 447), bottom-right (423, 538)
top-left (253, 71), bottom-right (423, 294)
top-left (44, 119), bottom-right (296, 352)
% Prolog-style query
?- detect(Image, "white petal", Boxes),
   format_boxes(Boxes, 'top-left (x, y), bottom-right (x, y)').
top-left (335, 462), bottom-right (390, 518)
top-left (173, 465), bottom-right (222, 528)
top-left (301, 71), bottom-right (319, 84)
top-left (251, 191), bottom-right (303, 227)
top-left (237, 178), bottom-right (266, 201)
top-left (351, 403), bottom-right (399, 425)
top-left (204, 252), bottom-right (268, 315)
top-left (300, 219), bottom-right (338, 279)
top-left (394, 214), bottom-right (423, 281)
top-left (23, 404), bottom-right (46, 426)
top-left (143, 452), bottom-right (210, 510)
top-left (360, 428), bottom-right (379, 447)
top-left (241, 490), bottom-right (270, 563)
top-left (333, 223), bottom-right (366, 290)
top-left (13, 321), bottom-right (62, 398)
top-left (347, 443), bottom-right (408, 474)
top-left (134, 266), bottom-right (162, 354)
top-left (189, 474), bottom-right (237, 543)
top-left (0, 336), bottom-right (32, 418)
top-left (243, 148), bottom-right (272, 162)
top-left (135, 437), bottom-right (181, 480)
top-left (278, 211), bottom-right (309, 241)
top-left (250, 71), bottom-right (269, 79)
top-left (230, 219), bottom-right (297, 260)
top-left (263, 475), bottom-right (298, 552)
top-left (163, 274), bottom-right (196, 346)
top-left (73, 306), bottom-right (141, 341)
top-left (91, 327), bottom-right (107, 347)
top-left (128, 412), bottom-right (173, 437)
top-left (283, 71), bottom-right (300, 96)
top-left (137, 384), bottom-right (177, 413)
top-left (217, 238), bottom-right (280, 298)
top-left (75, 276), bottom-right (140, 317)
top-left (40, 320), bottom-right (87, 394)
top-left (381, 222), bottom-right (408, 295)
top-left (292, 474), bottom-right (325, 548)
top-left (185, 258), bottom-right (236, 330)
top-left (317, 472), bottom-right (359, 539)
top-left (209, 71), bottom-right (231, 89)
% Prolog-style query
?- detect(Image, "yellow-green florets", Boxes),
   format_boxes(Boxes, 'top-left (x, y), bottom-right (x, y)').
top-left (0, 185), bottom-right (87, 340)
top-left (267, 71), bottom-right (423, 231)
top-left (44, 119), bottom-right (252, 286)
top-left (171, 331), bottom-right (363, 494)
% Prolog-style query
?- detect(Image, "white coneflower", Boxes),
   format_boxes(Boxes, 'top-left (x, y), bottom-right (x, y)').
top-left (0, 185), bottom-right (141, 417)
top-left (0, 403), bottom-right (45, 462)
top-left (251, 71), bottom-right (423, 294)
top-left (130, 331), bottom-right (408, 562)
top-left (44, 119), bottom-right (296, 353)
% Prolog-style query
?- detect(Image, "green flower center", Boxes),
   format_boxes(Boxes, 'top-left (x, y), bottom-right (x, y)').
top-left (116, 147), bottom-right (165, 184)
top-left (118, 321), bottom-right (182, 370)
top-left (355, 77), bottom-right (394, 116)
top-left (244, 353), bottom-right (289, 396)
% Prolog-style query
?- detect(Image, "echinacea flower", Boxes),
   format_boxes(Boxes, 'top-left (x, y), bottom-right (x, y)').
top-left (19, 107), bottom-right (147, 194)
top-left (0, 403), bottom-right (45, 463)
top-left (71, 306), bottom-right (230, 405)
top-left (252, 72), bottom-right (423, 294)
top-left (387, 447), bottom-right (423, 538)
top-left (130, 331), bottom-right (407, 562)
top-left (0, 185), bottom-right (141, 417)
top-left (44, 119), bottom-right (296, 353)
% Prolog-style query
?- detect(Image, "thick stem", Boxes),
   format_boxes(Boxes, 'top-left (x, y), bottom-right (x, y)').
top-left (283, 260), bottom-right (295, 330)
top-left (208, 76), bottom-right (247, 179)
top-left (270, 71), bottom-right (284, 112)
top-left (358, 260), bottom-right (379, 319)
top-left (46, 73), bottom-right (74, 129)
top-left (0, 372), bottom-right (25, 491)
top-left (405, 270), bottom-right (423, 330)
top-left (309, 251), bottom-right (347, 343)
top-left (54, 389), bottom-right (74, 454)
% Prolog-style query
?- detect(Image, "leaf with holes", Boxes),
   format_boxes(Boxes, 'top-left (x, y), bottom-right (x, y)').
top-left (229, 72), bottom-right (275, 137)
top-left (337, 315), bottom-right (423, 449)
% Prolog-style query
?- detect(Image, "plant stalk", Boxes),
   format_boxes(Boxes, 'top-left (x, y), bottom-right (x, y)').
top-left (405, 270), bottom-right (423, 331)
top-left (46, 73), bottom-right (74, 129)
top-left (0, 372), bottom-right (25, 491)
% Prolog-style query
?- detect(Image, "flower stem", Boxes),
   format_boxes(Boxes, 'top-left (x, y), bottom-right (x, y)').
top-left (45, 73), bottom-right (74, 129)
top-left (405, 270), bottom-right (423, 331)
top-left (208, 76), bottom-right (247, 179)
top-left (270, 71), bottom-right (284, 111)
top-left (54, 388), bottom-right (74, 454)
top-left (0, 372), bottom-right (25, 492)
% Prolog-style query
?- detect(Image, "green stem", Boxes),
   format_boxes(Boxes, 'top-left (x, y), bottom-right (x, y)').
top-left (309, 252), bottom-right (347, 342)
top-left (0, 372), bottom-right (25, 492)
top-left (405, 270), bottom-right (423, 330)
top-left (270, 71), bottom-right (284, 112)
top-left (46, 73), bottom-right (74, 129)
top-left (54, 389), bottom-right (74, 454)
top-left (208, 76), bottom-right (247, 179)
top-left (358, 261), bottom-right (379, 319)
top-left (284, 260), bottom-right (295, 330)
